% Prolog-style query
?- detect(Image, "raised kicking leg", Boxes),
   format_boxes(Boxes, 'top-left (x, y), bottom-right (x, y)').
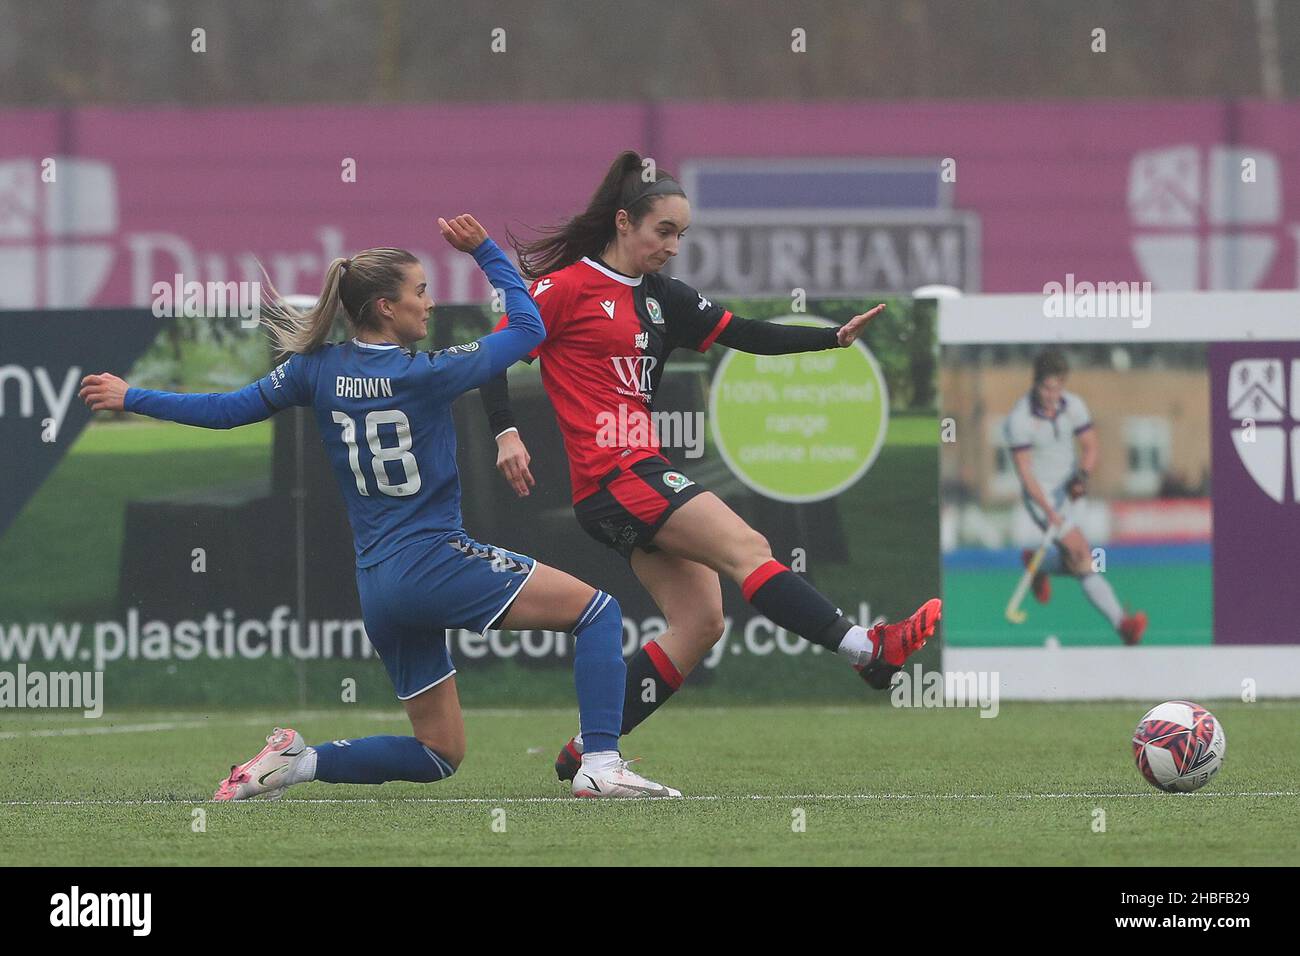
top-left (653, 492), bottom-right (940, 688)
top-left (557, 490), bottom-right (943, 778)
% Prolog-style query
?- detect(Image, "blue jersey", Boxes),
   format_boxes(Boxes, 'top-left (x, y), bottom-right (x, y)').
top-left (259, 337), bottom-right (500, 565)
top-left (125, 238), bottom-right (544, 567)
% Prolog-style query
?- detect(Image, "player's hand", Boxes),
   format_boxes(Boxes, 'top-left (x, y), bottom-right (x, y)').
top-left (836, 304), bottom-right (886, 347)
top-left (1067, 469), bottom-right (1089, 501)
top-left (438, 214), bottom-right (489, 253)
top-left (1046, 507), bottom-right (1064, 527)
top-left (78, 372), bottom-right (129, 412)
top-left (495, 430), bottom-right (536, 497)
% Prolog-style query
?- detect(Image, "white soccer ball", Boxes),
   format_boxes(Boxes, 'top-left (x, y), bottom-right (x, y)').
top-left (1132, 700), bottom-right (1226, 792)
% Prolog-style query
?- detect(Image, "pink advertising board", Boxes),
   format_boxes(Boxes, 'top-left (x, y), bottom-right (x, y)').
top-left (3, 100), bottom-right (1300, 306)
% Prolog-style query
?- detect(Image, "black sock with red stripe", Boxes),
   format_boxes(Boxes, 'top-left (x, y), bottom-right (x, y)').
top-left (742, 559), bottom-right (854, 652)
top-left (620, 641), bottom-right (683, 734)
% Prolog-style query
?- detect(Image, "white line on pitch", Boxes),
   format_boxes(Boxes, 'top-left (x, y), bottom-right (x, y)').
top-left (0, 706), bottom-right (874, 739)
top-left (2, 791), bottom-right (1296, 807)
top-left (0, 716), bottom-right (284, 739)
top-left (0, 711), bottom-right (464, 739)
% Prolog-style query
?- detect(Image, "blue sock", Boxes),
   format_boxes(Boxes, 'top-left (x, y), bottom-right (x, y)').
top-left (571, 591), bottom-right (624, 756)
top-left (312, 736), bottom-right (455, 784)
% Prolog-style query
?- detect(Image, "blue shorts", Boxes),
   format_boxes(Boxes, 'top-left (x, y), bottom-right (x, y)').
top-left (356, 531), bottom-right (536, 700)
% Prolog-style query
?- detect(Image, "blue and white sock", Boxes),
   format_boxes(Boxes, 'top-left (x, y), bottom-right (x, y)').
top-left (571, 591), bottom-right (625, 756)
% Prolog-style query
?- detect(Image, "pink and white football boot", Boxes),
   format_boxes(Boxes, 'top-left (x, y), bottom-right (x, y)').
top-left (213, 727), bottom-right (309, 801)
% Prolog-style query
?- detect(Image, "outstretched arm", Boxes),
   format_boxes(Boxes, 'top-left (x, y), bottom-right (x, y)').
top-left (667, 278), bottom-right (885, 355)
top-left (80, 372), bottom-right (280, 430)
top-left (712, 304), bottom-right (886, 354)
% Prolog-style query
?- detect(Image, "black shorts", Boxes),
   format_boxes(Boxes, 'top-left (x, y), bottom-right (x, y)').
top-left (573, 455), bottom-right (707, 560)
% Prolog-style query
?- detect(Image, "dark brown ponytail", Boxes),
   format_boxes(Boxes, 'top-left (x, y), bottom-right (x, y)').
top-left (507, 150), bottom-right (685, 280)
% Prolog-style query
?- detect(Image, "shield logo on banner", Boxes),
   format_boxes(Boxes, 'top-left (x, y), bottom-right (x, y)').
top-left (1227, 358), bottom-right (1300, 504)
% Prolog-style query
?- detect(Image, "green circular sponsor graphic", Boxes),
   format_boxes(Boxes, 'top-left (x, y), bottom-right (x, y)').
top-left (709, 315), bottom-right (889, 503)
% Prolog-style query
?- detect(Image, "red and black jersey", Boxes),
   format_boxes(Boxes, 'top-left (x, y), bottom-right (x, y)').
top-left (491, 256), bottom-right (734, 502)
top-left (486, 255), bottom-right (841, 505)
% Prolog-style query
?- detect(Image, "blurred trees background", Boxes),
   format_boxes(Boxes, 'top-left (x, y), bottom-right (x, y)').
top-left (3, 0), bottom-right (1296, 105)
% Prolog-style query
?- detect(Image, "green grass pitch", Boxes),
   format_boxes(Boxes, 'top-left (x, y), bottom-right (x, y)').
top-left (2, 701), bottom-right (1296, 866)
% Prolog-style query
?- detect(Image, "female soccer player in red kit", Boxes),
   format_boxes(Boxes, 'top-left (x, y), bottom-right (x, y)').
top-left (479, 152), bottom-right (942, 782)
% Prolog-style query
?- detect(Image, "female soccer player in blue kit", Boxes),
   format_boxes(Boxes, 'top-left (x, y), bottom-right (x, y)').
top-left (79, 214), bottom-right (679, 800)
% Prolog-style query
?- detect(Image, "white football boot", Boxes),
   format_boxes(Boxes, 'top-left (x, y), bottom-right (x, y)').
top-left (213, 727), bottom-right (308, 801)
top-left (571, 753), bottom-right (682, 799)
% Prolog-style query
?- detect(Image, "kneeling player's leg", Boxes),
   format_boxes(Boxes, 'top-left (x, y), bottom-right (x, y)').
top-left (498, 562), bottom-right (624, 757)
top-left (299, 677), bottom-right (464, 786)
top-left (290, 551), bottom-right (467, 788)
top-left (404, 674), bottom-right (467, 767)
top-left (500, 562), bottom-right (680, 797)
top-left (213, 679), bottom-right (463, 799)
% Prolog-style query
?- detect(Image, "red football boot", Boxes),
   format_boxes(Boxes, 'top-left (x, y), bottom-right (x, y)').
top-left (856, 598), bottom-right (943, 689)
top-left (554, 735), bottom-right (583, 783)
top-left (1119, 610), bottom-right (1148, 646)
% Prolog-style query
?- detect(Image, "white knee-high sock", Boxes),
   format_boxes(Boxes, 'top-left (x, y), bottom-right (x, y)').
top-left (1080, 573), bottom-right (1124, 628)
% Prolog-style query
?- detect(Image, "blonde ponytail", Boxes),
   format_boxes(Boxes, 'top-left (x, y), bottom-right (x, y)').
top-left (260, 257), bottom-right (347, 355)
top-left (260, 248), bottom-right (418, 356)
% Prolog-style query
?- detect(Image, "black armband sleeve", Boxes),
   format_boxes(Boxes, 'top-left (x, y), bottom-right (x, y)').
top-left (713, 315), bottom-right (841, 355)
top-left (478, 370), bottom-right (516, 437)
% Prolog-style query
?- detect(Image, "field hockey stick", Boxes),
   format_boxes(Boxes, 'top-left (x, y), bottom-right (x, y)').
top-left (1005, 523), bottom-right (1055, 624)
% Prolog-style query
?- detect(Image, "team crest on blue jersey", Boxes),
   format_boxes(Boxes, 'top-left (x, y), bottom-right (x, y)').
top-left (646, 297), bottom-right (664, 324)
